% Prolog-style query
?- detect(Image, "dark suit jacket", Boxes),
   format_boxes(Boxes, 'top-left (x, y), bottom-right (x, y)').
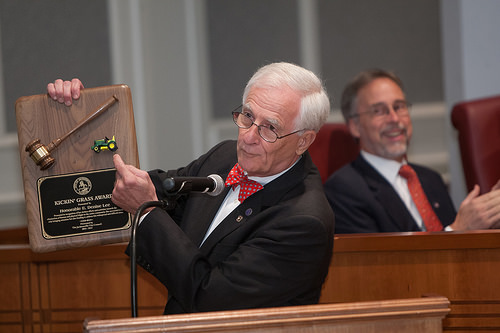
top-left (323, 155), bottom-right (456, 233)
top-left (134, 140), bottom-right (335, 314)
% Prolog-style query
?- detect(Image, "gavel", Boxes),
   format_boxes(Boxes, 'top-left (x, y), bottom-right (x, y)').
top-left (25, 95), bottom-right (119, 170)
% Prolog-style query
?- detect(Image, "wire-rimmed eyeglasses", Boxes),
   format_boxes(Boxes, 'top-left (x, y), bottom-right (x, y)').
top-left (350, 100), bottom-right (412, 119)
top-left (231, 105), bottom-right (306, 143)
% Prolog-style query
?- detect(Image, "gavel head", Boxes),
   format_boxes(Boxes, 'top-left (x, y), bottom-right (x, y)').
top-left (25, 139), bottom-right (55, 170)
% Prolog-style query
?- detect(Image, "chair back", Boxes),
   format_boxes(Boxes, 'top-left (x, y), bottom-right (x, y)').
top-left (308, 123), bottom-right (359, 183)
top-left (451, 95), bottom-right (500, 193)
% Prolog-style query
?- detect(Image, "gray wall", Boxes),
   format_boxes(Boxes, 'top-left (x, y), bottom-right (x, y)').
top-left (319, 0), bottom-right (443, 106)
top-left (0, 0), bottom-right (112, 132)
top-left (441, 0), bottom-right (500, 205)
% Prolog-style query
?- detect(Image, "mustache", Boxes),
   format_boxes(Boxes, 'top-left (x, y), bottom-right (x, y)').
top-left (381, 123), bottom-right (407, 135)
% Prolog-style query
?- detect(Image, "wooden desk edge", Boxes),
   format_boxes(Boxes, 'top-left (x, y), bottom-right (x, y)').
top-left (334, 229), bottom-right (500, 252)
top-left (83, 296), bottom-right (450, 332)
top-left (2, 227), bottom-right (500, 262)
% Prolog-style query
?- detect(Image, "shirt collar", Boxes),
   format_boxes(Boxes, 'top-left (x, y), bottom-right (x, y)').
top-left (360, 150), bottom-right (406, 184)
top-left (246, 156), bottom-right (302, 186)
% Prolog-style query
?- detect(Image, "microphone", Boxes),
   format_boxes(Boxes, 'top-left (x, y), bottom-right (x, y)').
top-left (162, 174), bottom-right (225, 196)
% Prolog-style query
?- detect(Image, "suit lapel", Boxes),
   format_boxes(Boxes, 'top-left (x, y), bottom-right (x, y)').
top-left (199, 153), bottom-right (311, 254)
top-left (199, 197), bottom-right (264, 254)
top-left (183, 187), bottom-right (231, 247)
top-left (179, 163), bottom-right (232, 247)
top-left (353, 156), bottom-right (420, 231)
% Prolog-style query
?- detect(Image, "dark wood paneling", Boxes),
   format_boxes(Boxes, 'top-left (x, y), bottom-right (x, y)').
top-left (2, 229), bottom-right (500, 332)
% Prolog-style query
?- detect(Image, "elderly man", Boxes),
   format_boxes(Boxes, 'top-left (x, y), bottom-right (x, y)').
top-left (324, 69), bottom-right (500, 233)
top-left (48, 62), bottom-right (334, 314)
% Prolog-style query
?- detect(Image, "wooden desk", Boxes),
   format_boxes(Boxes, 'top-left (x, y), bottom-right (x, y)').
top-left (321, 230), bottom-right (500, 332)
top-left (1, 228), bottom-right (499, 332)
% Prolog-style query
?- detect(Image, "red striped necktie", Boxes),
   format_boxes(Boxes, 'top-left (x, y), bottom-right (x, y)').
top-left (225, 163), bottom-right (263, 203)
top-left (399, 164), bottom-right (443, 231)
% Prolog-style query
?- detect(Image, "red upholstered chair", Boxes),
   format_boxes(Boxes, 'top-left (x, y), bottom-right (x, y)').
top-left (451, 95), bottom-right (500, 194)
top-left (308, 123), bottom-right (359, 183)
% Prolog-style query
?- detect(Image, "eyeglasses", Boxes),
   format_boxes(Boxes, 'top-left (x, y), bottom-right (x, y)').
top-left (232, 105), bottom-right (306, 143)
top-left (350, 101), bottom-right (412, 119)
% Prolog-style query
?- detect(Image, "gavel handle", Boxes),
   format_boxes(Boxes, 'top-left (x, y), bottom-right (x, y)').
top-left (47, 95), bottom-right (118, 152)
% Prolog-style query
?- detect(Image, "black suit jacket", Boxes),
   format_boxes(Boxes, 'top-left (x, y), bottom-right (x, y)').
top-left (134, 140), bottom-right (335, 314)
top-left (323, 155), bottom-right (456, 233)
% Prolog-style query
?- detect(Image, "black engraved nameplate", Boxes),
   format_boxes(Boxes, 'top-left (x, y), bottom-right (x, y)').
top-left (37, 168), bottom-right (130, 239)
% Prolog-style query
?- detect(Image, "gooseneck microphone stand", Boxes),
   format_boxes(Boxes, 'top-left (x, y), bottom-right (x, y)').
top-left (130, 195), bottom-right (179, 318)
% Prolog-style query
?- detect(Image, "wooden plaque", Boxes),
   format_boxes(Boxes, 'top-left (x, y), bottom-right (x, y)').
top-left (15, 85), bottom-right (139, 253)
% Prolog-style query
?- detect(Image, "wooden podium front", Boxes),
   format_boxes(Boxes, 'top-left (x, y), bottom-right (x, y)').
top-left (83, 296), bottom-right (450, 333)
top-left (15, 85), bottom-right (139, 252)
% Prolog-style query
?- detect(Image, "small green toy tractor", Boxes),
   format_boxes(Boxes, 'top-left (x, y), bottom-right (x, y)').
top-left (91, 136), bottom-right (118, 153)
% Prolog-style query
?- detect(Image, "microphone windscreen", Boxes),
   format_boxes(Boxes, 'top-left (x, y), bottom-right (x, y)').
top-left (208, 174), bottom-right (225, 196)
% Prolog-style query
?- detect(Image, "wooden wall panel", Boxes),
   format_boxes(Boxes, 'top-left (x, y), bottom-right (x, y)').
top-left (0, 235), bottom-right (166, 333)
top-left (0, 263), bottom-right (22, 332)
top-left (0, 263), bottom-right (22, 311)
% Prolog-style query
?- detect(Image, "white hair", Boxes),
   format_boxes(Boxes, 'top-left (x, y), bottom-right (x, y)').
top-left (242, 62), bottom-right (331, 132)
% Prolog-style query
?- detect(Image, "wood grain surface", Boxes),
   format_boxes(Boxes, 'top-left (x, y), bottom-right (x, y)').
top-left (15, 85), bottom-right (139, 252)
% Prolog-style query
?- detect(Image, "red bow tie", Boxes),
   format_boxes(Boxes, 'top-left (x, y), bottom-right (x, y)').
top-left (225, 163), bottom-right (263, 203)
